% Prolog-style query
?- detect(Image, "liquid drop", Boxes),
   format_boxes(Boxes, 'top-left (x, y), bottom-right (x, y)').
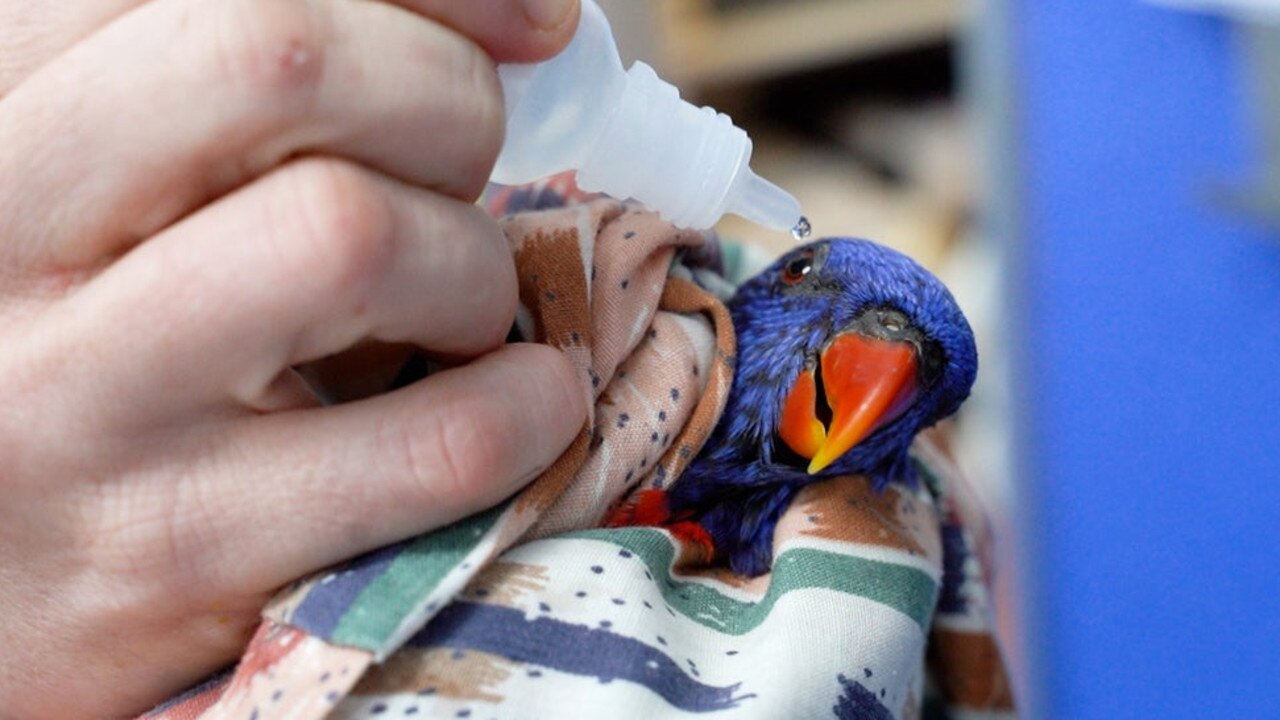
top-left (791, 216), bottom-right (812, 241)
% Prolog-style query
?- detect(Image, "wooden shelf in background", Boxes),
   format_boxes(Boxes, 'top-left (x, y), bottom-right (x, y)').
top-left (657, 0), bottom-right (963, 88)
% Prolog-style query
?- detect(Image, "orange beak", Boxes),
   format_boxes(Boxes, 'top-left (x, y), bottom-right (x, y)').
top-left (778, 333), bottom-right (918, 474)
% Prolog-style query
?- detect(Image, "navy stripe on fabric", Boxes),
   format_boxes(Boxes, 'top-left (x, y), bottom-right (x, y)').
top-left (288, 540), bottom-right (409, 638)
top-left (410, 602), bottom-right (753, 713)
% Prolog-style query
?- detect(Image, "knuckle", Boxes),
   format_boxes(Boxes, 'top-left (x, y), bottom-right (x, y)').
top-left (387, 406), bottom-right (503, 515)
top-left (275, 159), bottom-right (397, 300)
top-left (158, 486), bottom-right (226, 595)
top-left (84, 479), bottom-right (222, 598)
top-left (206, 0), bottom-right (328, 103)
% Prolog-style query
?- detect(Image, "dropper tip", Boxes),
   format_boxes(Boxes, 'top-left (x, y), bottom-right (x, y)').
top-left (726, 168), bottom-right (803, 233)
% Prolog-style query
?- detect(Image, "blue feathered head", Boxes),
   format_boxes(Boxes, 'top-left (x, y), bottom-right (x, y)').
top-left (718, 237), bottom-right (977, 485)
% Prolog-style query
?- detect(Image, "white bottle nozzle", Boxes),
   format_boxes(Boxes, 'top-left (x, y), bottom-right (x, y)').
top-left (491, 0), bottom-right (802, 232)
top-left (726, 164), bottom-right (805, 232)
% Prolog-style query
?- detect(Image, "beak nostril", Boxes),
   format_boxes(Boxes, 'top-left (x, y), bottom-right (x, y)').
top-left (873, 309), bottom-right (910, 337)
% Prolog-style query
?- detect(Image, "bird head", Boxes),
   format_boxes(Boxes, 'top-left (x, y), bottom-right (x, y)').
top-left (722, 238), bottom-right (977, 482)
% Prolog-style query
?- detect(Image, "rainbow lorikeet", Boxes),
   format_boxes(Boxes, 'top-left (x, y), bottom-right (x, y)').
top-left (610, 238), bottom-right (978, 577)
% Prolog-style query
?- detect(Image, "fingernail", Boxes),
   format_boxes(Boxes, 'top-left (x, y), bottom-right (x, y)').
top-left (523, 0), bottom-right (575, 31)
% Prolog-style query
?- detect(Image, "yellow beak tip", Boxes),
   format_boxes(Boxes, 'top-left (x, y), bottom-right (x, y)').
top-left (806, 456), bottom-right (832, 475)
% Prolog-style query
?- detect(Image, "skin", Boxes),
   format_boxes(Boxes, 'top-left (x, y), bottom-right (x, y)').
top-left (0, 1), bottom-right (587, 717)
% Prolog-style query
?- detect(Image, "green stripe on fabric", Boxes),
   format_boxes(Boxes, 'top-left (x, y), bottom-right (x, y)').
top-left (566, 528), bottom-right (938, 631)
top-left (331, 502), bottom-right (508, 650)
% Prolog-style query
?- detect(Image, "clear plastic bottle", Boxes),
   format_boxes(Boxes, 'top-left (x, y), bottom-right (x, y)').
top-left (491, 0), bottom-right (802, 232)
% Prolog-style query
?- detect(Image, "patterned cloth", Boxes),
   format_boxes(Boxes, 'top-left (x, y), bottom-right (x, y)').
top-left (143, 178), bottom-right (1015, 720)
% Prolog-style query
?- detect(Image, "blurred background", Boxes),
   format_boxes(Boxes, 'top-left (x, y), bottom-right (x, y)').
top-left (595, 0), bottom-right (1280, 717)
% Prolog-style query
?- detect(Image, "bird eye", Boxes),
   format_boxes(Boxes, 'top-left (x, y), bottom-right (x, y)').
top-left (781, 249), bottom-right (815, 285)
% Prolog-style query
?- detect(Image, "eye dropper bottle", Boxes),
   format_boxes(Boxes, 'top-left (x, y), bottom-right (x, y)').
top-left (491, 0), bottom-right (803, 232)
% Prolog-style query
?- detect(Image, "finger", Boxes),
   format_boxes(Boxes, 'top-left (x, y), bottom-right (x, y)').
top-left (194, 343), bottom-right (588, 595)
top-left (389, 0), bottom-right (580, 63)
top-left (68, 158), bottom-right (518, 417)
top-left (0, 0), bottom-right (580, 101)
top-left (0, 0), bottom-right (147, 97)
top-left (0, 0), bottom-right (505, 273)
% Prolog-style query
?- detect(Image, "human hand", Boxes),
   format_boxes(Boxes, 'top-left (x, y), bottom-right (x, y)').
top-left (0, 1), bottom-right (585, 717)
